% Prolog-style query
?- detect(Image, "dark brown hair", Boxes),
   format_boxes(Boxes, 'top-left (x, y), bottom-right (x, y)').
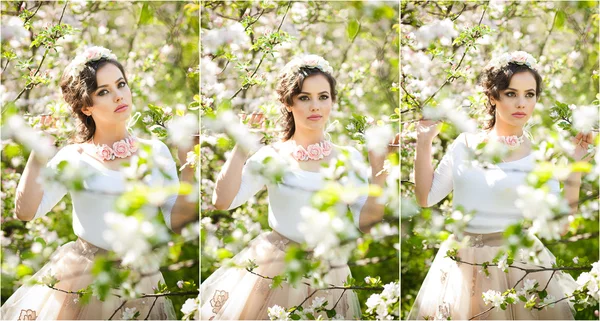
top-left (60, 58), bottom-right (128, 143)
top-left (478, 63), bottom-right (542, 130)
top-left (275, 67), bottom-right (337, 141)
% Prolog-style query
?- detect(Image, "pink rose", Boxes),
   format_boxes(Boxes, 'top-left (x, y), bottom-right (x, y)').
top-left (304, 58), bottom-right (319, 66)
top-left (112, 141), bottom-right (130, 158)
top-left (292, 147), bottom-right (309, 161)
top-left (97, 145), bottom-right (114, 161)
top-left (307, 144), bottom-right (323, 160)
top-left (503, 136), bottom-right (519, 147)
top-left (128, 137), bottom-right (139, 153)
top-left (321, 141), bottom-right (333, 156)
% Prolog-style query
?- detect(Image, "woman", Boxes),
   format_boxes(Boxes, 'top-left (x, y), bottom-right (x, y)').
top-left (409, 51), bottom-right (593, 319)
top-left (201, 54), bottom-right (397, 320)
top-left (1, 46), bottom-right (196, 319)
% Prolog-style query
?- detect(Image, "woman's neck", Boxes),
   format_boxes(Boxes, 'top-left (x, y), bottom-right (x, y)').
top-left (92, 125), bottom-right (129, 146)
top-left (491, 123), bottom-right (524, 137)
top-left (290, 129), bottom-right (326, 147)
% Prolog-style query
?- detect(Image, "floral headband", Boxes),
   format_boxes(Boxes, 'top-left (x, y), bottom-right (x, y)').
top-left (281, 54), bottom-right (334, 76)
top-left (485, 51), bottom-right (538, 71)
top-left (66, 46), bottom-right (118, 80)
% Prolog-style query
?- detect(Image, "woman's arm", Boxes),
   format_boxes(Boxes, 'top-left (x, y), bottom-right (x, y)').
top-left (358, 148), bottom-right (391, 233)
top-left (170, 163), bottom-right (198, 234)
top-left (212, 145), bottom-right (250, 210)
top-left (14, 151), bottom-right (47, 221)
top-left (414, 120), bottom-right (441, 207)
top-left (212, 112), bottom-right (264, 210)
top-left (564, 132), bottom-right (595, 215)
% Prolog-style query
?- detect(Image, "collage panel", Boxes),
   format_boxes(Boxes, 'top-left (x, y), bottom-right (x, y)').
top-left (200, 1), bottom-right (400, 320)
top-left (401, 1), bottom-right (599, 320)
top-left (1, 1), bottom-right (200, 320)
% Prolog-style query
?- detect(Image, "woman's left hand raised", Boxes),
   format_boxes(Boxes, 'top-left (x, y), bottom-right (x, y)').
top-left (368, 133), bottom-right (400, 170)
top-left (177, 135), bottom-right (200, 170)
top-left (571, 131), bottom-right (596, 162)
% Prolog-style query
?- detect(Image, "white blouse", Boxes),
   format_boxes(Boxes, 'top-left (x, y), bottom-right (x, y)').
top-left (32, 138), bottom-right (179, 250)
top-left (228, 143), bottom-right (369, 244)
top-left (427, 132), bottom-right (560, 233)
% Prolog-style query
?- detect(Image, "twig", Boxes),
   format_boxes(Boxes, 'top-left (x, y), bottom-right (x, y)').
top-left (541, 270), bottom-right (556, 292)
top-left (469, 306), bottom-right (494, 320)
top-left (14, 1), bottom-right (69, 102)
top-left (144, 297), bottom-right (159, 320)
top-left (22, 1), bottom-right (43, 25)
top-left (229, 1), bottom-right (292, 101)
top-left (538, 10), bottom-right (558, 58)
top-left (108, 300), bottom-right (128, 320)
top-left (290, 289), bottom-right (319, 313)
top-left (244, 268), bottom-right (384, 291)
top-left (332, 289), bottom-right (347, 310)
top-left (535, 294), bottom-right (574, 310)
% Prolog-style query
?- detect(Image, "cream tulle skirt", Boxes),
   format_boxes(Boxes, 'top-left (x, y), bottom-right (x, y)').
top-left (407, 232), bottom-right (578, 320)
top-left (1, 238), bottom-right (175, 320)
top-left (200, 230), bottom-right (361, 320)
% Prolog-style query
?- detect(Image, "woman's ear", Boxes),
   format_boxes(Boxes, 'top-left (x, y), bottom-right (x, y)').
top-left (489, 96), bottom-right (497, 107)
top-left (81, 106), bottom-right (93, 116)
top-left (285, 105), bottom-right (292, 113)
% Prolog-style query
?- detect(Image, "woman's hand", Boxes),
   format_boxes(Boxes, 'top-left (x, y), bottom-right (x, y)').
top-left (241, 111), bottom-right (266, 133)
top-left (571, 131), bottom-right (595, 162)
top-left (416, 119), bottom-right (441, 143)
top-left (177, 135), bottom-right (200, 170)
top-left (368, 133), bottom-right (400, 172)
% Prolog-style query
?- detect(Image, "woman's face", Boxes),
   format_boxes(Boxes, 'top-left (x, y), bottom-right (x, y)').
top-left (82, 63), bottom-right (132, 125)
top-left (287, 74), bottom-right (333, 135)
top-left (490, 71), bottom-right (538, 129)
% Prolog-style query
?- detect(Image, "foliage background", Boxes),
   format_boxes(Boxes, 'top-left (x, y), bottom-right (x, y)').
top-left (400, 0), bottom-right (599, 319)
top-left (200, 0), bottom-right (400, 318)
top-left (1, 1), bottom-right (200, 318)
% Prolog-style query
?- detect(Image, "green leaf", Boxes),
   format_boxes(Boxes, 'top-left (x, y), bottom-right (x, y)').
top-left (555, 11), bottom-right (566, 29)
top-left (326, 309), bottom-right (337, 318)
top-left (139, 3), bottom-right (153, 25)
top-left (216, 248), bottom-right (233, 259)
top-left (290, 314), bottom-right (301, 320)
top-left (346, 19), bottom-right (360, 40)
top-left (538, 289), bottom-right (548, 300)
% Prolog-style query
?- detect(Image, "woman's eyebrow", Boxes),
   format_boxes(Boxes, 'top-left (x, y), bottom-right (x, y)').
top-left (97, 77), bottom-right (125, 89)
top-left (299, 91), bottom-right (330, 95)
top-left (506, 87), bottom-right (535, 92)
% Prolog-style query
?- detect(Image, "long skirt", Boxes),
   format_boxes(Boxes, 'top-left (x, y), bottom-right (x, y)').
top-left (200, 230), bottom-right (361, 320)
top-left (1, 238), bottom-right (175, 320)
top-left (407, 232), bottom-right (578, 320)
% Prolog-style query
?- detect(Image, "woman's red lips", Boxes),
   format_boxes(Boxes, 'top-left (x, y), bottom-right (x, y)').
top-left (512, 112), bottom-right (526, 118)
top-left (115, 104), bottom-right (128, 113)
top-left (308, 115), bottom-right (322, 120)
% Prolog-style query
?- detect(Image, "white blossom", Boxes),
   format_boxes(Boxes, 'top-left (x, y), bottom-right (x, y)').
top-left (310, 296), bottom-right (327, 309)
top-left (121, 307), bottom-right (137, 320)
top-left (181, 296), bottom-right (199, 320)
top-left (572, 105), bottom-right (599, 133)
top-left (267, 305), bottom-right (290, 321)
top-left (482, 289), bottom-right (504, 307)
top-left (167, 114), bottom-right (198, 149)
top-left (365, 124), bottom-right (394, 157)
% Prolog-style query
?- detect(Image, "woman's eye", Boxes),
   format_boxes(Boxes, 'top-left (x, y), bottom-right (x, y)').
top-left (119, 81), bottom-right (127, 88)
top-left (506, 92), bottom-right (515, 97)
top-left (527, 93), bottom-right (535, 98)
top-left (320, 95), bottom-right (329, 100)
top-left (98, 90), bottom-right (108, 96)
top-left (299, 96), bottom-right (309, 101)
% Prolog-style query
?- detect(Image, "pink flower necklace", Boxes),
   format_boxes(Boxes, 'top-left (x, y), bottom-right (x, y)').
top-left (92, 136), bottom-right (139, 161)
top-left (290, 140), bottom-right (333, 161)
top-left (488, 132), bottom-right (525, 150)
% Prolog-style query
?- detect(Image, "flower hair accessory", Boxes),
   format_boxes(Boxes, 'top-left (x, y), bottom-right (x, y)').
top-left (485, 51), bottom-right (538, 71)
top-left (281, 54), bottom-right (334, 76)
top-left (67, 46), bottom-right (118, 80)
